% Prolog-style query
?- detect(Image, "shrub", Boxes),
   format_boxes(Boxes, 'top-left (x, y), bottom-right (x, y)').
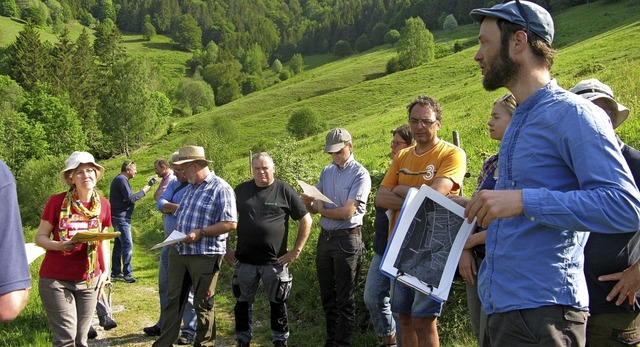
top-left (355, 34), bottom-right (372, 52)
top-left (279, 69), bottom-right (291, 81)
top-left (16, 155), bottom-right (65, 227)
top-left (443, 14), bottom-right (458, 31)
top-left (287, 107), bottom-right (326, 140)
top-left (386, 56), bottom-right (401, 74)
top-left (174, 78), bottom-right (215, 114)
top-left (333, 40), bottom-right (353, 57)
top-left (384, 29), bottom-right (400, 44)
top-left (289, 53), bottom-right (304, 75)
top-left (371, 22), bottom-right (389, 45)
top-left (142, 21), bottom-right (156, 41)
top-left (21, 6), bottom-right (45, 26)
top-left (242, 75), bottom-right (266, 95)
top-left (271, 59), bottom-right (282, 73)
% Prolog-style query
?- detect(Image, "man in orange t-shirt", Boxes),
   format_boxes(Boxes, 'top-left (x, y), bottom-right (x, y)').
top-left (375, 95), bottom-right (466, 347)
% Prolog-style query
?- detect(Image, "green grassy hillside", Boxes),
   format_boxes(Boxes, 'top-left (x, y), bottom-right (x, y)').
top-left (3, 1), bottom-right (640, 346)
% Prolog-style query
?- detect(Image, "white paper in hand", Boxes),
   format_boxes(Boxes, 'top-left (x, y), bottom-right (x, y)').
top-left (151, 230), bottom-right (187, 250)
top-left (296, 180), bottom-right (334, 205)
top-left (25, 243), bottom-right (46, 264)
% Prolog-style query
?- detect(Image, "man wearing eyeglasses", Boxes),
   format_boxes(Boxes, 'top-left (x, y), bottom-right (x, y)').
top-left (375, 95), bottom-right (466, 347)
top-left (151, 146), bottom-right (237, 347)
top-left (467, 2), bottom-right (640, 346)
top-left (301, 128), bottom-right (371, 347)
top-left (109, 159), bottom-right (153, 284)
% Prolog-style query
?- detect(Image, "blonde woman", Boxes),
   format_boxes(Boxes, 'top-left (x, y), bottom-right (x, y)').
top-left (35, 152), bottom-right (112, 347)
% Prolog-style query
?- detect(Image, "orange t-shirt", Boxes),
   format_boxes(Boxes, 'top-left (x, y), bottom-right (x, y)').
top-left (380, 140), bottom-right (466, 235)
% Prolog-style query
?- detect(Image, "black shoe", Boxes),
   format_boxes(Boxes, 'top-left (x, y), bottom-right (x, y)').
top-left (236, 341), bottom-right (250, 347)
top-left (88, 326), bottom-right (98, 339)
top-left (100, 315), bottom-right (118, 330)
top-left (143, 325), bottom-right (161, 336)
top-left (273, 340), bottom-right (287, 347)
top-left (176, 332), bottom-right (194, 345)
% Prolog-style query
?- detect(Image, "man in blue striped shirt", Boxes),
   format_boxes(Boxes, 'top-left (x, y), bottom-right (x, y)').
top-left (152, 146), bottom-right (237, 347)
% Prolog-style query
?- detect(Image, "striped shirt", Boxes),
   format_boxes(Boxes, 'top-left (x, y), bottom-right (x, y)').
top-left (176, 171), bottom-right (237, 255)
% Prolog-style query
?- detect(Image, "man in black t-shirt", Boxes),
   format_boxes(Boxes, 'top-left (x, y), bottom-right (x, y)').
top-left (225, 152), bottom-right (312, 347)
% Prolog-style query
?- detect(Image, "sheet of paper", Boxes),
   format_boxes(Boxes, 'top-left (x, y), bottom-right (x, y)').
top-left (25, 243), bottom-right (46, 264)
top-left (151, 230), bottom-right (187, 250)
top-left (69, 231), bottom-right (121, 243)
top-left (296, 180), bottom-right (334, 205)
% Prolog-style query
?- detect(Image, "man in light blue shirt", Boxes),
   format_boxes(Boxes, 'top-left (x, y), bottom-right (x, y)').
top-left (467, 1), bottom-right (640, 346)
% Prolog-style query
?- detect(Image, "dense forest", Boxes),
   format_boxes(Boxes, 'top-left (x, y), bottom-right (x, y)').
top-left (0, 0), bottom-right (608, 167)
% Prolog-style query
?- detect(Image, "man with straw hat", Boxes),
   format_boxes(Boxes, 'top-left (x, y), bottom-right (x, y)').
top-left (152, 146), bottom-right (237, 347)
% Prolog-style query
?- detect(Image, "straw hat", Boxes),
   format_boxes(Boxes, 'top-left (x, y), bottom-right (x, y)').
top-left (59, 151), bottom-right (105, 186)
top-left (171, 146), bottom-right (212, 165)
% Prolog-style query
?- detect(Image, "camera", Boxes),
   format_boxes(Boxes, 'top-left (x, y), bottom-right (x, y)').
top-left (148, 177), bottom-right (157, 186)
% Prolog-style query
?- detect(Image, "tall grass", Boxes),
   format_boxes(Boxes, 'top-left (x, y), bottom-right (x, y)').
top-left (3, 1), bottom-right (640, 345)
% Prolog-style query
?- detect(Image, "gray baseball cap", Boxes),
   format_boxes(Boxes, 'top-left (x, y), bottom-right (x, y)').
top-left (470, 1), bottom-right (554, 44)
top-left (324, 128), bottom-right (352, 153)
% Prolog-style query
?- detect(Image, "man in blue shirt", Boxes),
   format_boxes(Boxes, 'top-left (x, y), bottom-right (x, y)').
top-left (143, 152), bottom-right (197, 345)
top-left (151, 146), bottom-right (237, 347)
top-left (109, 159), bottom-right (152, 283)
top-left (467, 2), bottom-right (640, 345)
top-left (301, 128), bottom-right (371, 347)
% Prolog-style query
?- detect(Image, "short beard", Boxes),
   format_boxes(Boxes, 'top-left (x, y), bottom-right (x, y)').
top-left (483, 40), bottom-right (519, 91)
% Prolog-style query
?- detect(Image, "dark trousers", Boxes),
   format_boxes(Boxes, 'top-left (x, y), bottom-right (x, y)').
top-left (315, 232), bottom-right (363, 347)
top-left (484, 305), bottom-right (587, 347)
top-left (152, 248), bottom-right (222, 347)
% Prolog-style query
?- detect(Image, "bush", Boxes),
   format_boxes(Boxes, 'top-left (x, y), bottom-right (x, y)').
top-left (287, 107), bottom-right (326, 140)
top-left (242, 75), bottom-right (266, 95)
top-left (21, 6), bottom-right (45, 26)
top-left (384, 29), bottom-right (400, 44)
top-left (355, 34), bottom-right (372, 52)
top-left (16, 155), bottom-right (65, 227)
top-left (289, 53), bottom-right (304, 75)
top-left (271, 59), bottom-right (282, 73)
top-left (333, 40), bottom-right (353, 57)
top-left (174, 78), bottom-right (215, 114)
top-left (386, 56), bottom-right (401, 74)
top-left (142, 21), bottom-right (156, 41)
top-left (443, 14), bottom-right (458, 31)
top-left (371, 22), bottom-right (389, 45)
top-left (216, 80), bottom-right (241, 106)
top-left (279, 69), bottom-right (291, 81)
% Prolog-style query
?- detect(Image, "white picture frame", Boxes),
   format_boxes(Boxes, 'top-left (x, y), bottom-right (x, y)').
top-left (380, 185), bottom-right (477, 302)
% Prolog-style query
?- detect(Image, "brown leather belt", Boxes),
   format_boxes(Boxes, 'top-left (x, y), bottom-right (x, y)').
top-left (320, 226), bottom-right (361, 240)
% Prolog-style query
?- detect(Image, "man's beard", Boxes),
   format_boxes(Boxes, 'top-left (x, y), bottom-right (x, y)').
top-left (483, 42), bottom-right (519, 91)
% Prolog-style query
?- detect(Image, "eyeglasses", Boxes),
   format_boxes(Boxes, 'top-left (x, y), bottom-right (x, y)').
top-left (409, 118), bottom-right (438, 127)
top-left (174, 163), bottom-right (193, 173)
top-left (391, 140), bottom-right (408, 147)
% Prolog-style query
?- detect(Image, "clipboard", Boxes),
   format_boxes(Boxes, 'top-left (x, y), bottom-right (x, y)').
top-left (69, 231), bottom-right (121, 243)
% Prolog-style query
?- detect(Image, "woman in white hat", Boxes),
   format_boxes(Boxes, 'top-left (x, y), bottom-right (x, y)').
top-left (35, 151), bottom-right (112, 346)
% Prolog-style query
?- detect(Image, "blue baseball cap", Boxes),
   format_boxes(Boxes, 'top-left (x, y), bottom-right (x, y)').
top-left (470, 1), bottom-right (554, 44)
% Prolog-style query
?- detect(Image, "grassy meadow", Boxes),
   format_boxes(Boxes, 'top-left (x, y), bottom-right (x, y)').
top-left (3, 0), bottom-right (640, 346)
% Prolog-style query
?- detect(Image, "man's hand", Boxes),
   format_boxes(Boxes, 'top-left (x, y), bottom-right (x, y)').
top-left (300, 194), bottom-right (314, 204)
top-left (464, 190), bottom-right (524, 228)
top-left (224, 249), bottom-right (236, 267)
top-left (278, 249), bottom-right (302, 266)
top-left (458, 250), bottom-right (477, 284)
top-left (182, 229), bottom-right (201, 244)
top-left (600, 263), bottom-right (640, 306)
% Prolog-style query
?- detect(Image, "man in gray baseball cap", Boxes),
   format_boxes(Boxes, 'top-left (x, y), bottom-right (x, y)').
top-left (465, 1), bottom-right (640, 346)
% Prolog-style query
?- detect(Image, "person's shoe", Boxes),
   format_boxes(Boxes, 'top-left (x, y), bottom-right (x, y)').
top-left (143, 325), bottom-right (161, 336)
top-left (273, 340), bottom-right (287, 347)
top-left (110, 273), bottom-right (123, 281)
top-left (87, 326), bottom-right (98, 339)
top-left (236, 340), bottom-right (250, 347)
top-left (123, 274), bottom-right (136, 283)
top-left (99, 315), bottom-right (118, 330)
top-left (176, 332), bottom-right (194, 345)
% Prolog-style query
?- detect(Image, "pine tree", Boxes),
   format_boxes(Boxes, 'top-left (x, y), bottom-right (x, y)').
top-left (94, 19), bottom-right (127, 74)
top-left (8, 21), bottom-right (49, 91)
top-left (50, 27), bottom-right (75, 95)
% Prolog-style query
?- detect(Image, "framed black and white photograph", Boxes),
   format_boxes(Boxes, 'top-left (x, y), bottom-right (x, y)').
top-left (380, 185), bottom-right (477, 302)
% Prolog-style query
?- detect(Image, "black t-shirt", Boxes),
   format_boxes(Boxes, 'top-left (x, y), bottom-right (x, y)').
top-left (583, 142), bottom-right (640, 313)
top-left (234, 179), bottom-right (307, 265)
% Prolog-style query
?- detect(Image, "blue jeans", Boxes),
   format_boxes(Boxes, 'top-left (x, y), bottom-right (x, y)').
top-left (111, 217), bottom-right (133, 277)
top-left (316, 232), bottom-right (364, 347)
top-left (157, 245), bottom-right (197, 336)
top-left (364, 253), bottom-right (397, 338)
